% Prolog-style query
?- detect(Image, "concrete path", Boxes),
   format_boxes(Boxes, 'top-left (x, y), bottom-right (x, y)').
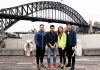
top-left (0, 56), bottom-right (100, 70)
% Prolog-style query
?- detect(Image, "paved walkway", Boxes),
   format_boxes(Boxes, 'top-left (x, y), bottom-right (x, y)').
top-left (0, 56), bottom-right (100, 70)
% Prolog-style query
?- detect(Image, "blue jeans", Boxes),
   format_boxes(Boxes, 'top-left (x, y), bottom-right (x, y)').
top-left (47, 47), bottom-right (56, 64)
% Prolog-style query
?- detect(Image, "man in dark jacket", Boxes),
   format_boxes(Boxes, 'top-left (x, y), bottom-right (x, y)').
top-left (46, 25), bottom-right (58, 69)
top-left (65, 23), bottom-right (77, 70)
top-left (34, 24), bottom-right (46, 70)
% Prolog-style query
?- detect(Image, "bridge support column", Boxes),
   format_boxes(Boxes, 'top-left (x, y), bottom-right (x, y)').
top-left (0, 19), bottom-right (5, 37)
top-left (88, 20), bottom-right (93, 34)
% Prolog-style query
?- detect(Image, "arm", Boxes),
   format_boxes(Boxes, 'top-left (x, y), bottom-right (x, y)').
top-left (54, 33), bottom-right (58, 47)
top-left (73, 31), bottom-right (77, 47)
top-left (34, 33), bottom-right (39, 46)
top-left (63, 33), bottom-right (67, 47)
top-left (72, 31), bottom-right (77, 50)
top-left (44, 32), bottom-right (47, 44)
top-left (45, 32), bottom-right (50, 47)
top-left (62, 33), bottom-right (66, 50)
top-left (55, 33), bottom-right (58, 43)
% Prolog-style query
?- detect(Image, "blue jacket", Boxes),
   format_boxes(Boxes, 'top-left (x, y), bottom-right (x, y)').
top-left (65, 30), bottom-right (77, 47)
top-left (34, 31), bottom-right (47, 48)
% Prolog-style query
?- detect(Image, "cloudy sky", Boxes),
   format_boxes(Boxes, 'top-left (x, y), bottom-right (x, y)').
top-left (0, 0), bottom-right (100, 32)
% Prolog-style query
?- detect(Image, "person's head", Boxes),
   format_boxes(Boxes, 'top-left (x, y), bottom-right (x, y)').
top-left (39, 24), bottom-right (44, 32)
top-left (50, 25), bottom-right (55, 32)
top-left (58, 26), bottom-right (63, 35)
top-left (66, 23), bottom-right (72, 31)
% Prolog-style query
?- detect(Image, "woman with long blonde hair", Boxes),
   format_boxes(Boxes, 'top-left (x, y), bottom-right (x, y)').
top-left (57, 26), bottom-right (67, 70)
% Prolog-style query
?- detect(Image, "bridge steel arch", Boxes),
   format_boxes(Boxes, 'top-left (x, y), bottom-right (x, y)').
top-left (0, 1), bottom-right (89, 32)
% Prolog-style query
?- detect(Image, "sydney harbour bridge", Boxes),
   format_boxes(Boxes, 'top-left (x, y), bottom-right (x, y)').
top-left (0, 1), bottom-right (100, 34)
top-left (0, 1), bottom-right (100, 70)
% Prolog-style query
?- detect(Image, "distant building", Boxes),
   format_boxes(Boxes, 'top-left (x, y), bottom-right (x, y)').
top-left (94, 21), bottom-right (100, 28)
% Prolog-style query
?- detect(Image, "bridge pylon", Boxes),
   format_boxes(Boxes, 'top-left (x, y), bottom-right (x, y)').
top-left (88, 20), bottom-right (93, 34)
top-left (0, 19), bottom-right (5, 37)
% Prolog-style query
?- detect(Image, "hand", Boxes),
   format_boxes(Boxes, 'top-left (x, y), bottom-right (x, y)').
top-left (62, 48), bottom-right (64, 50)
top-left (51, 46), bottom-right (54, 49)
top-left (54, 43), bottom-right (56, 47)
top-left (72, 47), bottom-right (75, 50)
top-left (49, 43), bottom-right (54, 48)
top-left (49, 43), bottom-right (52, 47)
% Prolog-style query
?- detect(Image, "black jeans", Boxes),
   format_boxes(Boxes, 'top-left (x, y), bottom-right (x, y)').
top-left (58, 48), bottom-right (66, 65)
top-left (66, 47), bottom-right (75, 67)
top-left (36, 47), bottom-right (45, 65)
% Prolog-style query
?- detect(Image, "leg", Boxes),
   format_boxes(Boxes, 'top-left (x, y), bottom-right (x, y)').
top-left (72, 50), bottom-right (75, 67)
top-left (71, 49), bottom-right (75, 70)
top-left (36, 48), bottom-right (41, 70)
top-left (62, 49), bottom-right (66, 65)
top-left (58, 48), bottom-right (62, 64)
top-left (66, 47), bottom-right (72, 67)
top-left (47, 47), bottom-right (51, 65)
top-left (47, 47), bottom-right (51, 69)
top-left (40, 48), bottom-right (45, 64)
top-left (36, 48), bottom-right (40, 65)
top-left (53, 48), bottom-right (57, 69)
top-left (71, 55), bottom-right (75, 70)
top-left (59, 49), bottom-right (66, 70)
top-left (40, 47), bottom-right (46, 68)
top-left (53, 48), bottom-right (57, 65)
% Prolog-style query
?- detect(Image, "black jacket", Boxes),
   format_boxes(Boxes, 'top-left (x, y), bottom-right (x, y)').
top-left (46, 31), bottom-right (58, 47)
top-left (65, 30), bottom-right (77, 47)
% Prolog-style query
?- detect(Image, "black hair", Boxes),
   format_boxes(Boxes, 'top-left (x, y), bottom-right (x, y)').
top-left (40, 24), bottom-right (44, 27)
top-left (66, 23), bottom-right (71, 25)
top-left (50, 25), bottom-right (55, 28)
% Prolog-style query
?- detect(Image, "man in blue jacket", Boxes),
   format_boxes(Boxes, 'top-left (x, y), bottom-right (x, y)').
top-left (34, 24), bottom-right (46, 70)
top-left (65, 23), bottom-right (77, 70)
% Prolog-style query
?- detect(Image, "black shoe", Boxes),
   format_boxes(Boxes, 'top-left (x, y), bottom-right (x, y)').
top-left (61, 66), bottom-right (64, 70)
top-left (37, 65), bottom-right (40, 70)
top-left (40, 64), bottom-right (46, 68)
top-left (66, 63), bottom-right (71, 67)
top-left (71, 66), bottom-right (75, 70)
